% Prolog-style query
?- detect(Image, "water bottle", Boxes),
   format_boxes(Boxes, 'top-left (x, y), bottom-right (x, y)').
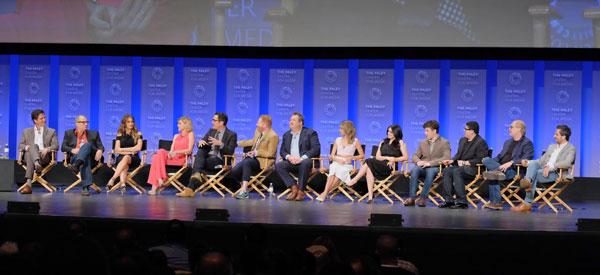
top-left (0, 144), bottom-right (4, 159)
top-left (268, 182), bottom-right (274, 198)
top-left (2, 144), bottom-right (8, 159)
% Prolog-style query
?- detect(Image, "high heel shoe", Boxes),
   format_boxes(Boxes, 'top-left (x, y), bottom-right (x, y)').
top-left (316, 196), bottom-right (325, 202)
top-left (106, 178), bottom-right (115, 192)
top-left (366, 198), bottom-right (373, 204)
top-left (119, 182), bottom-right (126, 194)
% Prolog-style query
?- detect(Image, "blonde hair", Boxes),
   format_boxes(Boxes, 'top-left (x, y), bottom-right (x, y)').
top-left (340, 120), bottom-right (356, 143)
top-left (512, 120), bottom-right (526, 135)
top-left (178, 116), bottom-right (193, 132)
top-left (259, 114), bottom-right (272, 128)
top-left (117, 114), bottom-right (140, 139)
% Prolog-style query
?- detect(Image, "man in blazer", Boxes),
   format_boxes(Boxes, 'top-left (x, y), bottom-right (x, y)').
top-left (440, 121), bottom-right (490, 209)
top-left (512, 124), bottom-right (576, 213)
top-left (177, 112), bottom-right (237, 197)
top-left (405, 120), bottom-right (451, 207)
top-left (18, 109), bottom-right (59, 194)
top-left (481, 120), bottom-right (534, 210)
top-left (61, 115), bottom-right (105, 196)
top-left (232, 115), bottom-right (279, 199)
top-left (275, 112), bottom-right (321, 201)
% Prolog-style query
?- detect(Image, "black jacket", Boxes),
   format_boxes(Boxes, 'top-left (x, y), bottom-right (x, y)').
top-left (201, 127), bottom-right (237, 157)
top-left (61, 129), bottom-right (105, 155)
top-left (279, 127), bottom-right (321, 160)
top-left (452, 135), bottom-right (489, 165)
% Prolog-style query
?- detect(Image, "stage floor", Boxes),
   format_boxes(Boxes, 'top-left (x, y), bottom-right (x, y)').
top-left (1, 187), bottom-right (599, 232)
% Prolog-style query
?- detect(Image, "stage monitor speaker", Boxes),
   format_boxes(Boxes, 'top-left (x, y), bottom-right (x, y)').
top-left (577, 219), bottom-right (600, 232)
top-left (195, 208), bottom-right (229, 222)
top-left (6, 201), bottom-right (40, 215)
top-left (369, 213), bottom-right (403, 227)
top-left (0, 159), bottom-right (17, 192)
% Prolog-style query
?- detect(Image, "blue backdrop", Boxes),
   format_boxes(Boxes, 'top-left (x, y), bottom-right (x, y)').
top-left (0, 55), bottom-right (596, 177)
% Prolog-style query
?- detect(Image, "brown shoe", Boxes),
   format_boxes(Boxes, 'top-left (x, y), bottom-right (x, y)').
top-left (519, 178), bottom-right (532, 191)
top-left (19, 185), bottom-right (32, 194)
top-left (176, 188), bottom-right (195, 198)
top-left (403, 198), bottom-right (415, 206)
top-left (190, 172), bottom-right (204, 184)
top-left (286, 185), bottom-right (299, 201)
top-left (295, 190), bottom-right (305, 201)
top-left (416, 197), bottom-right (426, 207)
top-left (511, 203), bottom-right (532, 213)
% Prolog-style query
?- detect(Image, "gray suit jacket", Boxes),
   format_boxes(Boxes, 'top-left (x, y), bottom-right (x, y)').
top-left (18, 126), bottom-right (59, 152)
top-left (539, 142), bottom-right (576, 178)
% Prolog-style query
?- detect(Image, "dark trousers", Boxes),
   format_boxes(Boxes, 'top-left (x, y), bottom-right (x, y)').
top-left (70, 143), bottom-right (95, 188)
top-left (274, 158), bottom-right (313, 190)
top-left (24, 144), bottom-right (51, 180)
top-left (230, 157), bottom-right (260, 183)
top-left (189, 147), bottom-right (224, 189)
top-left (442, 165), bottom-right (477, 204)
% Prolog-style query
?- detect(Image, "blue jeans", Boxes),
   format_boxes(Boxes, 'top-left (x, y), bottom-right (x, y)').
top-left (71, 143), bottom-right (94, 188)
top-left (523, 160), bottom-right (557, 204)
top-left (409, 166), bottom-right (439, 199)
top-left (482, 157), bottom-right (517, 204)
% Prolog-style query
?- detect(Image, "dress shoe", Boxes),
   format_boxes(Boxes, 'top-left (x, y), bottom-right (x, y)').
top-left (81, 188), bottom-right (90, 196)
top-left (403, 198), bottom-right (416, 206)
top-left (483, 171), bottom-right (506, 181)
top-left (295, 190), bottom-right (305, 201)
top-left (416, 197), bottom-right (426, 207)
top-left (235, 191), bottom-right (249, 200)
top-left (438, 201), bottom-right (455, 208)
top-left (483, 202), bottom-right (503, 210)
top-left (20, 185), bottom-right (32, 194)
top-left (450, 203), bottom-right (468, 209)
top-left (176, 188), bottom-right (195, 197)
top-left (286, 185), bottom-right (299, 201)
top-left (519, 178), bottom-right (532, 191)
top-left (511, 203), bottom-right (532, 213)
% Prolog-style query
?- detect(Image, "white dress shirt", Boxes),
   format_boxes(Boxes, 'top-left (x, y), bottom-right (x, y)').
top-left (34, 126), bottom-right (45, 150)
top-left (547, 142), bottom-right (567, 170)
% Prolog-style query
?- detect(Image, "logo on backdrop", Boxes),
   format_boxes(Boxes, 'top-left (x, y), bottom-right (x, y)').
top-left (509, 72), bottom-right (523, 86)
top-left (325, 103), bottom-right (337, 116)
top-left (110, 83), bottom-right (122, 96)
top-left (194, 118), bottom-right (206, 130)
top-left (556, 90), bottom-right (570, 104)
top-left (237, 101), bottom-right (249, 115)
top-left (69, 67), bottom-right (81, 80)
top-left (414, 104), bottom-right (428, 118)
top-left (238, 69), bottom-right (250, 82)
top-left (508, 107), bottom-right (522, 119)
top-left (152, 99), bottom-right (164, 113)
top-left (194, 85), bottom-right (206, 98)
top-left (280, 86), bottom-right (293, 99)
top-left (110, 115), bottom-right (120, 128)
top-left (68, 99), bottom-right (80, 111)
top-left (325, 70), bottom-right (338, 83)
top-left (28, 82), bottom-right (39, 95)
top-left (152, 67), bottom-right (164, 81)
top-left (460, 89), bottom-right (474, 103)
top-left (370, 121), bottom-right (382, 134)
top-left (370, 87), bottom-right (382, 101)
top-left (416, 70), bottom-right (429, 84)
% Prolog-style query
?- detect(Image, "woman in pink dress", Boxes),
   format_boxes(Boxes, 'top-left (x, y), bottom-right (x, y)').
top-left (147, 117), bottom-right (195, 195)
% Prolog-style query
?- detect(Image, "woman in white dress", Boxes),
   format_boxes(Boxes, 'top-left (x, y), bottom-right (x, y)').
top-left (317, 120), bottom-right (365, 202)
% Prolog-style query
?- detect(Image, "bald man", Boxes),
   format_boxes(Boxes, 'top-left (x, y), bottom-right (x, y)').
top-left (61, 115), bottom-right (104, 196)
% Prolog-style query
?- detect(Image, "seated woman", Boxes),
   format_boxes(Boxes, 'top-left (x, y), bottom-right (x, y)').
top-left (107, 114), bottom-right (143, 191)
top-left (316, 120), bottom-right (364, 202)
top-left (147, 117), bottom-right (195, 195)
top-left (346, 125), bottom-right (408, 203)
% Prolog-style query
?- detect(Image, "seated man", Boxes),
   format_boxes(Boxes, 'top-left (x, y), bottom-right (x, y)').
top-left (440, 121), bottom-right (489, 209)
top-left (405, 120), bottom-right (451, 207)
top-left (275, 112), bottom-right (321, 201)
top-left (17, 109), bottom-right (59, 194)
top-left (482, 120), bottom-right (534, 210)
top-left (511, 124), bottom-right (576, 213)
top-left (62, 115), bottom-right (105, 196)
top-left (233, 115), bottom-right (279, 199)
top-left (176, 112), bottom-right (237, 197)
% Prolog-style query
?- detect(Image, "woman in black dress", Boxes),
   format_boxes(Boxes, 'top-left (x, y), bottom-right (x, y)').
top-left (107, 114), bottom-right (143, 190)
top-left (347, 125), bottom-right (408, 203)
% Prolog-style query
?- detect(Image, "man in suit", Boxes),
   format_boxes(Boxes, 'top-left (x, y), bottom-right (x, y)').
top-left (405, 120), bottom-right (451, 207)
top-left (275, 112), bottom-right (321, 201)
top-left (439, 121), bottom-right (489, 209)
top-left (233, 115), bottom-right (279, 199)
top-left (177, 112), bottom-right (237, 197)
top-left (512, 124), bottom-right (576, 213)
top-left (61, 115), bottom-right (104, 196)
top-left (17, 109), bottom-right (59, 194)
top-left (481, 120), bottom-right (534, 210)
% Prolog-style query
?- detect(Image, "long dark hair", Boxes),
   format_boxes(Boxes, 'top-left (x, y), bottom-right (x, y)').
top-left (384, 125), bottom-right (403, 147)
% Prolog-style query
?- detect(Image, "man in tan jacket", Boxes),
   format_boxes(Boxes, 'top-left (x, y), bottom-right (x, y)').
top-left (18, 109), bottom-right (59, 194)
top-left (405, 120), bottom-right (451, 207)
top-left (233, 115), bottom-right (279, 199)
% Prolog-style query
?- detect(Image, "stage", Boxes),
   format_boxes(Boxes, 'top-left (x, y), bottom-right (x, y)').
top-left (1, 186), bottom-right (599, 233)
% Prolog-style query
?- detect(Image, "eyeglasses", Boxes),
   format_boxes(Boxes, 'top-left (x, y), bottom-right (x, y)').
top-left (464, 128), bottom-right (472, 131)
top-left (77, 121), bottom-right (89, 124)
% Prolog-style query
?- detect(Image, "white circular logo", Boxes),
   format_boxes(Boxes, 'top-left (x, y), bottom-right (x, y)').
top-left (508, 107), bottom-right (522, 119)
top-left (509, 72), bottom-right (523, 86)
top-left (324, 103), bottom-right (337, 116)
top-left (416, 70), bottom-right (429, 84)
top-left (556, 90), bottom-right (570, 104)
top-left (238, 69), bottom-right (250, 82)
top-left (325, 70), bottom-right (338, 83)
top-left (152, 67), bottom-right (164, 81)
top-left (68, 99), bottom-right (80, 111)
top-left (70, 66), bottom-right (81, 80)
top-left (28, 82), bottom-right (40, 95)
top-left (414, 104), bottom-right (428, 118)
top-left (370, 87), bottom-right (382, 101)
top-left (194, 85), bottom-right (206, 98)
top-left (280, 86), bottom-right (293, 99)
top-left (110, 83), bottom-right (122, 96)
top-left (461, 89), bottom-right (475, 103)
top-left (152, 100), bottom-right (163, 113)
top-left (369, 121), bottom-right (381, 133)
top-left (237, 101), bottom-right (249, 115)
